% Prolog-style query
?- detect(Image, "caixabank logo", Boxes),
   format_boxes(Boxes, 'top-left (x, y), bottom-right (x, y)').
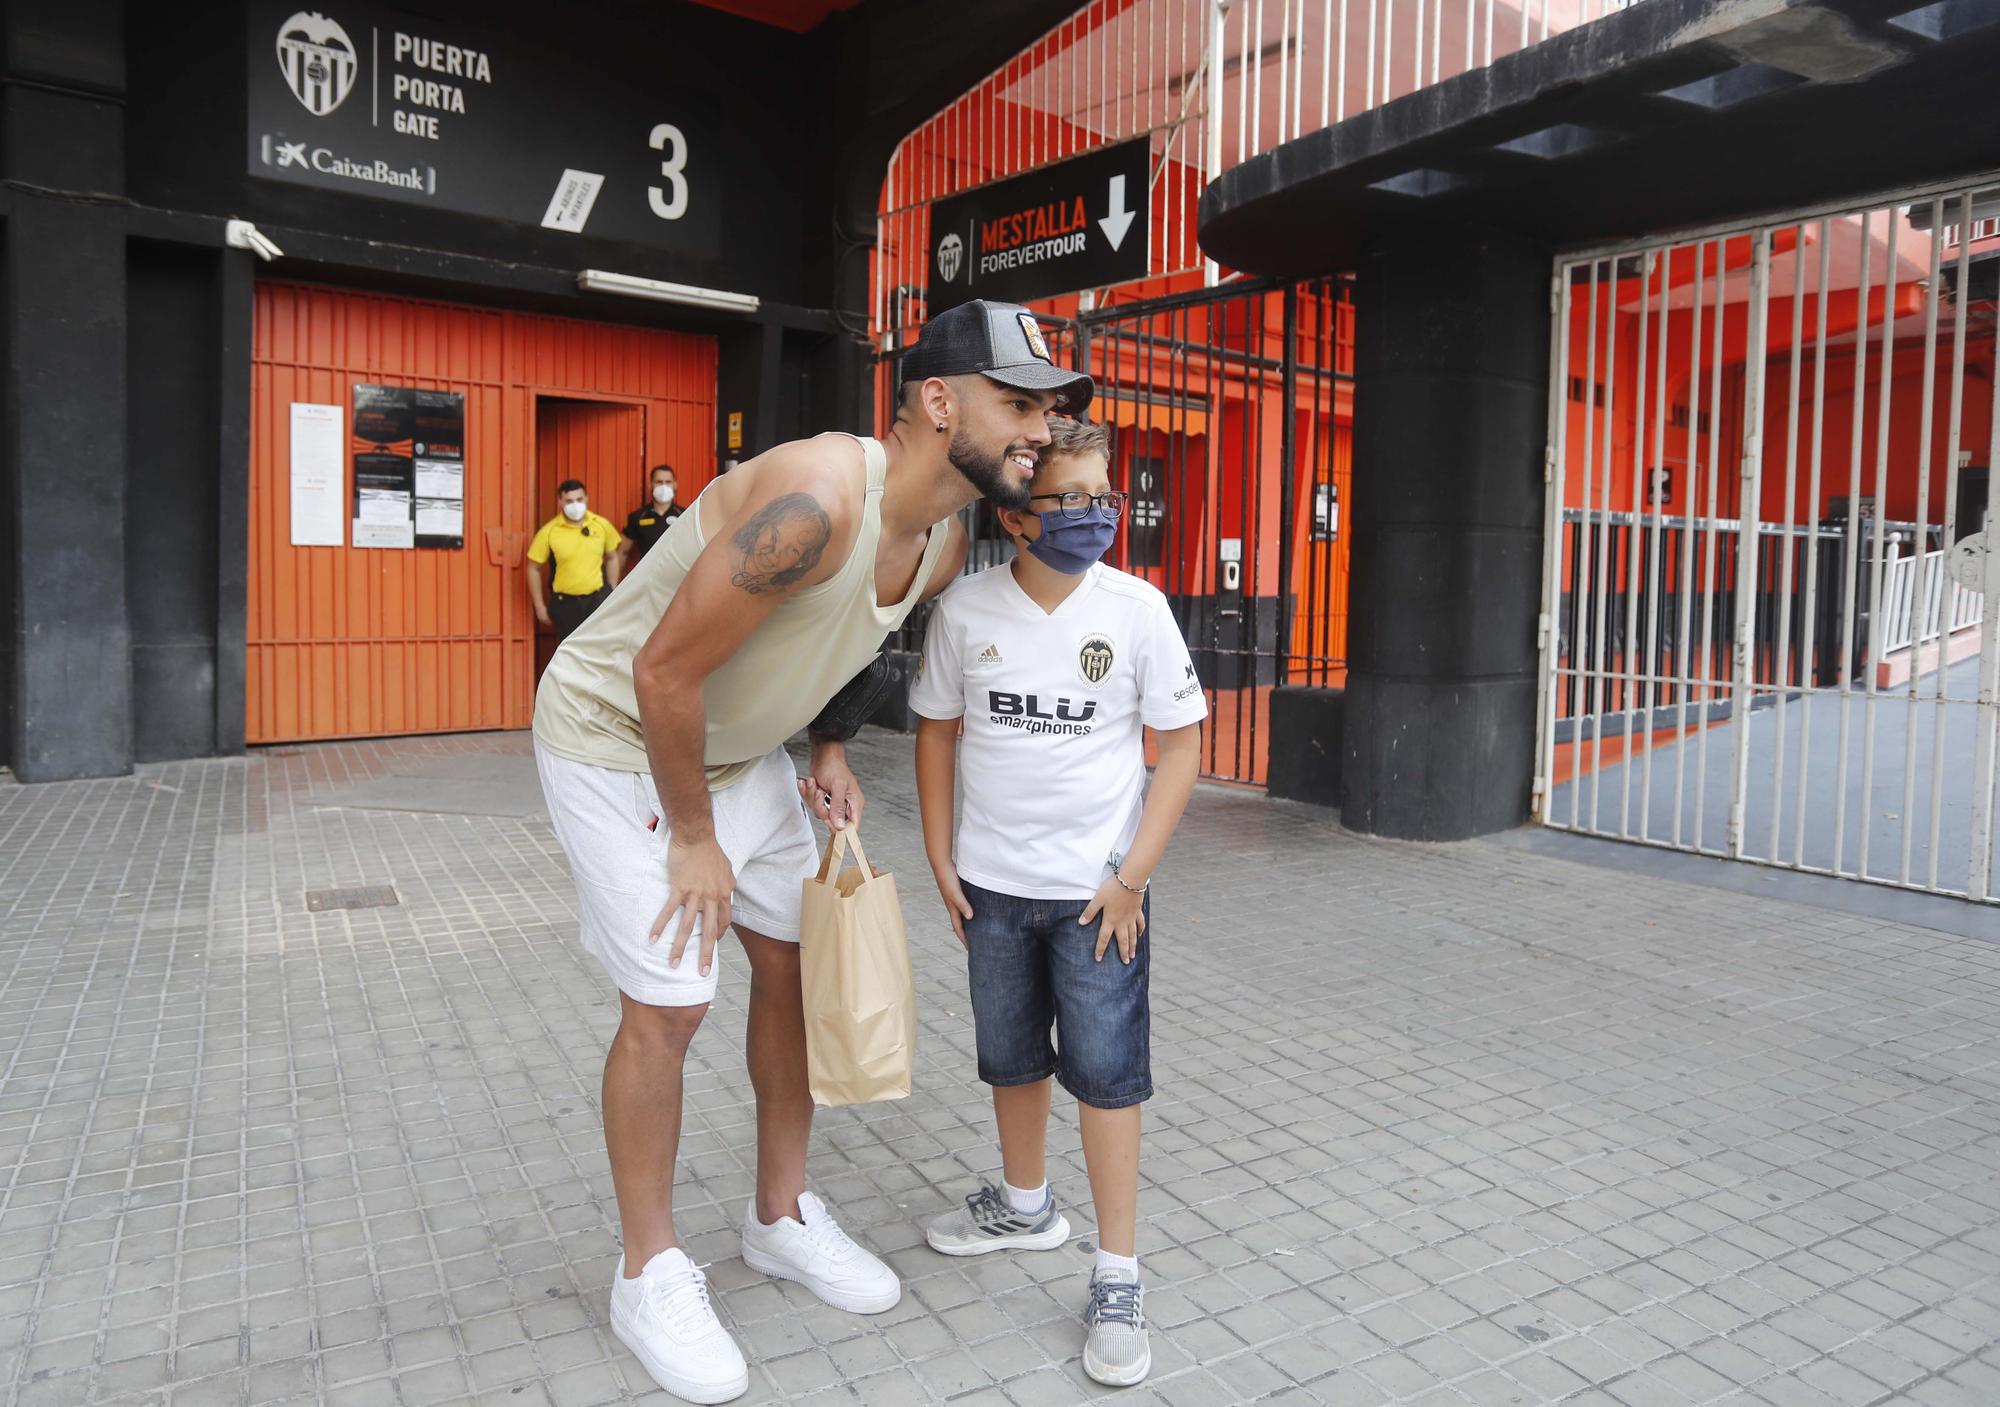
top-left (257, 133), bottom-right (436, 194)
top-left (276, 11), bottom-right (359, 116)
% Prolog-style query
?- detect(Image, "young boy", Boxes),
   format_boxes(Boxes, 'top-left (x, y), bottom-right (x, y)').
top-left (909, 417), bottom-right (1205, 1388)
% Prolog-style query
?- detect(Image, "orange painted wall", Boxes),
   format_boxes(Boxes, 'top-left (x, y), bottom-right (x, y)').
top-left (248, 281), bottom-right (716, 744)
top-left (1756, 343), bottom-right (1998, 526)
top-left (1558, 238), bottom-right (1983, 531)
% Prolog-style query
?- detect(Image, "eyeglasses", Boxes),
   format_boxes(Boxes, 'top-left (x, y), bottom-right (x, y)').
top-left (1027, 491), bottom-right (1125, 520)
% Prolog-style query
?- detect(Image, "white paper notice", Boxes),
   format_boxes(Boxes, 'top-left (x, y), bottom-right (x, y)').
top-left (414, 459), bottom-right (464, 499)
top-left (354, 488), bottom-right (414, 548)
top-left (289, 403), bottom-right (345, 547)
top-left (357, 488), bottom-right (411, 526)
top-left (541, 170), bottom-right (606, 233)
top-left (352, 520), bottom-right (415, 549)
top-left (415, 498), bottom-right (464, 538)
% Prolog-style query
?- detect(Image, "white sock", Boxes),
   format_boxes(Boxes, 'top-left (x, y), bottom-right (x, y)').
top-left (1095, 1249), bottom-right (1139, 1280)
top-left (1002, 1179), bottom-right (1048, 1214)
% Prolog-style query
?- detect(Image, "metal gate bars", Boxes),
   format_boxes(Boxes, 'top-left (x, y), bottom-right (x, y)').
top-left (1538, 173), bottom-right (2000, 901)
top-left (1075, 278), bottom-right (1353, 785)
top-left (883, 276), bottom-right (1354, 787)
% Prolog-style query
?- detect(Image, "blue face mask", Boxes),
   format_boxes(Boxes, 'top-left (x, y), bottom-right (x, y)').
top-left (1024, 505), bottom-right (1116, 575)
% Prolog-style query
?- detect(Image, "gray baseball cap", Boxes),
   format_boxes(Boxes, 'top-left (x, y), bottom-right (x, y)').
top-left (902, 300), bottom-right (1094, 413)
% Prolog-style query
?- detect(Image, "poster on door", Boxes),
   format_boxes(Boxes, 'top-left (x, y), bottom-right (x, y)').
top-left (1127, 455), bottom-right (1166, 568)
top-left (413, 389), bottom-right (466, 548)
top-left (351, 383), bottom-right (464, 548)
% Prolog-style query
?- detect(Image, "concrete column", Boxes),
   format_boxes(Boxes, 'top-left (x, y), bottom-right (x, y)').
top-left (4, 203), bottom-right (132, 782)
top-left (3, 0), bottom-right (130, 780)
top-left (1341, 226), bottom-right (1551, 840)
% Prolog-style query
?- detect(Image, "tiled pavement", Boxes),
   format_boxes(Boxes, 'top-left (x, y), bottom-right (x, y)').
top-left (2, 729), bottom-right (1997, 1407)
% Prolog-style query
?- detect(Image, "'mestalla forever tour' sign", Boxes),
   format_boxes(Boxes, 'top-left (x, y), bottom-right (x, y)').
top-left (248, 1), bottom-right (719, 254)
top-left (925, 138), bottom-right (1153, 315)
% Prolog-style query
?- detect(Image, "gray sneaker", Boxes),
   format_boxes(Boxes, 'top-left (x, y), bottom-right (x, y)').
top-left (924, 1183), bottom-right (1071, 1257)
top-left (1082, 1271), bottom-right (1150, 1387)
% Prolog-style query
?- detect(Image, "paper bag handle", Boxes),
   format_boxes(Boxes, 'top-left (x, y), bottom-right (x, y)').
top-left (814, 824), bottom-right (875, 885)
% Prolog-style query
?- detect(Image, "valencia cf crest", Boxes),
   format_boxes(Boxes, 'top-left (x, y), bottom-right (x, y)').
top-left (1078, 634), bottom-right (1115, 686)
top-left (935, 232), bottom-right (964, 284)
top-left (277, 12), bottom-right (358, 117)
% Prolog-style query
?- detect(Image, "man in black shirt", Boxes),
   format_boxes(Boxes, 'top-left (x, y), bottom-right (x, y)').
top-left (621, 463), bottom-right (684, 572)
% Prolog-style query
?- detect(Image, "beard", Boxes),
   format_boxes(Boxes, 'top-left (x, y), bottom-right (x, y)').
top-left (948, 430), bottom-right (1034, 511)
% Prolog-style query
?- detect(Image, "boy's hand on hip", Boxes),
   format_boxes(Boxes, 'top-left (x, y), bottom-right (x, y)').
top-left (655, 834), bottom-right (734, 978)
top-left (1082, 880), bottom-right (1146, 964)
top-left (934, 871), bottom-right (974, 947)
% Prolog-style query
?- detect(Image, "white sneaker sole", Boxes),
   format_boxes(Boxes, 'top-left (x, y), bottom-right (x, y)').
top-left (1083, 1337), bottom-right (1152, 1388)
top-left (925, 1213), bottom-right (1073, 1257)
top-left (610, 1314), bottom-right (749, 1404)
top-left (740, 1244), bottom-right (903, 1314)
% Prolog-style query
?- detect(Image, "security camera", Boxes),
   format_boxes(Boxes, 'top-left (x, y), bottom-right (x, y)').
top-left (225, 219), bottom-right (284, 262)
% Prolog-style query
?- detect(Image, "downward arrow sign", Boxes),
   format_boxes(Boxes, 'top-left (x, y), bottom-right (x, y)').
top-left (1098, 174), bottom-right (1136, 252)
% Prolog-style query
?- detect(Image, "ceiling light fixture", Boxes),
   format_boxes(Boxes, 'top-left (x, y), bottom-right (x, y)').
top-left (575, 269), bottom-right (760, 314)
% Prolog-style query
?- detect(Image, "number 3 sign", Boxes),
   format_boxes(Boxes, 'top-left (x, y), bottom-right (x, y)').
top-left (649, 123), bottom-right (689, 220)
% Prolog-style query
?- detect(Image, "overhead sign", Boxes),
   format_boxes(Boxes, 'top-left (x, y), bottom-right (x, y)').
top-left (248, 1), bottom-right (718, 254)
top-left (927, 138), bottom-right (1152, 314)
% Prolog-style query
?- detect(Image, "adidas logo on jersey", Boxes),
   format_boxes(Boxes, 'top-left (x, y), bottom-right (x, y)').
top-left (977, 644), bottom-right (1003, 663)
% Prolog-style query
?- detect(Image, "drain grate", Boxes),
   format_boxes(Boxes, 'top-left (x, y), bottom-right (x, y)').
top-left (305, 885), bottom-right (400, 912)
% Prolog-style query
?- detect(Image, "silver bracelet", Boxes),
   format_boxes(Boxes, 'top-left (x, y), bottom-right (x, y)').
top-left (1112, 867), bottom-right (1149, 894)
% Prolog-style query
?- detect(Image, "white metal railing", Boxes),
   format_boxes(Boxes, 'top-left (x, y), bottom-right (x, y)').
top-left (1878, 541), bottom-right (1984, 655)
top-left (874, 0), bottom-right (1637, 346)
top-left (1541, 171), bottom-right (2000, 904)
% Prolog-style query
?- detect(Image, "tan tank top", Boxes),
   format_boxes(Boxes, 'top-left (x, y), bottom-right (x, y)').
top-left (532, 435), bottom-right (951, 788)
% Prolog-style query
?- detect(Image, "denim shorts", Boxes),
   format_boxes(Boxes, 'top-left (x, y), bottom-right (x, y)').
top-left (960, 877), bottom-right (1151, 1109)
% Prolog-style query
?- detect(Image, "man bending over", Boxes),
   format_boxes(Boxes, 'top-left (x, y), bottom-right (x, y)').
top-left (532, 300), bottom-right (1092, 1403)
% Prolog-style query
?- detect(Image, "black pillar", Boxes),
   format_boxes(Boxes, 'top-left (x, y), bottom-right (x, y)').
top-left (3, 0), bottom-right (130, 780)
top-left (4, 203), bottom-right (131, 782)
top-left (127, 242), bottom-right (253, 763)
top-left (1342, 226), bottom-right (1550, 840)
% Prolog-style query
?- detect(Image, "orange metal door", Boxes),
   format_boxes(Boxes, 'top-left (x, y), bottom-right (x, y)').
top-left (1288, 418), bottom-right (1351, 682)
top-left (533, 399), bottom-right (648, 676)
top-left (248, 281), bottom-right (716, 743)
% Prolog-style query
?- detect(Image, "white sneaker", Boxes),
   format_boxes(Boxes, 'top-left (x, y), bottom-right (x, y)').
top-left (1082, 1269), bottom-right (1151, 1387)
top-left (924, 1182), bottom-right (1072, 1257)
top-left (608, 1249), bottom-right (748, 1405)
top-left (740, 1191), bottom-right (902, 1314)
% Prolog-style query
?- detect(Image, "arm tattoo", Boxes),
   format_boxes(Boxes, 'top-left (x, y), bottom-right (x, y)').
top-left (730, 493), bottom-right (831, 595)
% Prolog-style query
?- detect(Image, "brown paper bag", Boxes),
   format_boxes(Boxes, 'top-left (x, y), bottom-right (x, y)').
top-left (798, 825), bottom-right (918, 1106)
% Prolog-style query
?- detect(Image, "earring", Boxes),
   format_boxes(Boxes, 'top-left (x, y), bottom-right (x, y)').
top-left (935, 422), bottom-right (947, 433)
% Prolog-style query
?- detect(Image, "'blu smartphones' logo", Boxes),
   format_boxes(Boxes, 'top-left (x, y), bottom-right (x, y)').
top-left (988, 692), bottom-right (1097, 722)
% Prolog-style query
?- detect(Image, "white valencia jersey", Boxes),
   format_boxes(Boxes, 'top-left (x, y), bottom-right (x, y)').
top-left (911, 562), bottom-right (1209, 900)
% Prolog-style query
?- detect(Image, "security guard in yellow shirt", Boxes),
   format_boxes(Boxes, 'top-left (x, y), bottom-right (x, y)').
top-left (527, 479), bottom-right (624, 641)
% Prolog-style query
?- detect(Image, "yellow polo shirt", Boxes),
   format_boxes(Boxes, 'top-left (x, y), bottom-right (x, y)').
top-left (528, 512), bottom-right (623, 595)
